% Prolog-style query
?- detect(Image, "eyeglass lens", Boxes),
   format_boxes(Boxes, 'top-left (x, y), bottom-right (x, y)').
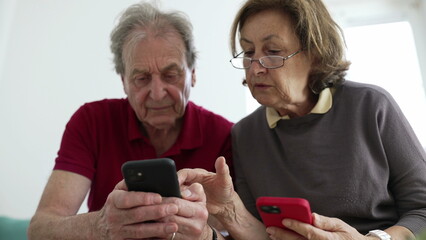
top-left (236, 56), bottom-right (283, 69)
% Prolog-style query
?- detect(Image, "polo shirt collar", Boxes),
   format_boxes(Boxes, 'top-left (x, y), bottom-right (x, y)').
top-left (127, 100), bottom-right (202, 150)
top-left (179, 101), bottom-right (203, 149)
top-left (266, 87), bottom-right (334, 128)
top-left (128, 101), bottom-right (143, 141)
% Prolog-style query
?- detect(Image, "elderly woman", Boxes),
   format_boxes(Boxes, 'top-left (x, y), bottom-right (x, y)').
top-left (179, 0), bottom-right (426, 239)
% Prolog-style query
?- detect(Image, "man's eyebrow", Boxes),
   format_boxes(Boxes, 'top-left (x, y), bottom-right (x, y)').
top-left (130, 68), bottom-right (148, 77)
top-left (160, 63), bottom-right (182, 73)
top-left (129, 63), bottom-right (182, 77)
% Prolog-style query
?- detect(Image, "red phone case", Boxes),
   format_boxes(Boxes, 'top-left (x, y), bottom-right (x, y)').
top-left (256, 197), bottom-right (313, 228)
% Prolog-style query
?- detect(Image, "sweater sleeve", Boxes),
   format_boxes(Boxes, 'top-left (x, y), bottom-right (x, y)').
top-left (231, 122), bottom-right (260, 220)
top-left (377, 89), bottom-right (426, 234)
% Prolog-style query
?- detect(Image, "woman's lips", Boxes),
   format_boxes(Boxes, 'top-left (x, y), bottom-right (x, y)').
top-left (254, 83), bottom-right (271, 89)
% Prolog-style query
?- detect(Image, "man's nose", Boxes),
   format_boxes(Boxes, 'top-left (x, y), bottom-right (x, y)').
top-left (149, 75), bottom-right (167, 100)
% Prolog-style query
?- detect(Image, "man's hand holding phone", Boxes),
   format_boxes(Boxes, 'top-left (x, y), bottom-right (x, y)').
top-left (97, 179), bottom-right (179, 239)
top-left (114, 158), bottom-right (211, 240)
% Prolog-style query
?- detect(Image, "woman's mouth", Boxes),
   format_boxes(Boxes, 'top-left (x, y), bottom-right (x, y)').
top-left (254, 83), bottom-right (271, 89)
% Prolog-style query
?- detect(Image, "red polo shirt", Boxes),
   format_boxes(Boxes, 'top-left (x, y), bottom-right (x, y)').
top-left (54, 99), bottom-right (233, 211)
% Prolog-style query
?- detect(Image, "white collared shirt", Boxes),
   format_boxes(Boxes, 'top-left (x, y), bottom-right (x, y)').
top-left (266, 87), bottom-right (334, 128)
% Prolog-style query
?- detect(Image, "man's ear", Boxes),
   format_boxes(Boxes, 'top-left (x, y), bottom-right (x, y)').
top-left (121, 75), bottom-right (128, 95)
top-left (191, 69), bottom-right (196, 87)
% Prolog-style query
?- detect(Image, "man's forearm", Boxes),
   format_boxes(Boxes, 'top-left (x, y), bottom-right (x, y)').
top-left (28, 211), bottom-right (101, 240)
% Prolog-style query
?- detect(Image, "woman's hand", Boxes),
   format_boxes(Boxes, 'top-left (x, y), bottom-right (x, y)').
top-left (161, 182), bottom-right (212, 240)
top-left (179, 157), bottom-right (273, 240)
top-left (266, 213), bottom-right (373, 240)
top-left (178, 156), bottom-right (236, 216)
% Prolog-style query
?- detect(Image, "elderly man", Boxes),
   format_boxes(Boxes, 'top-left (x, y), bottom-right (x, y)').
top-left (28, 2), bottom-right (232, 239)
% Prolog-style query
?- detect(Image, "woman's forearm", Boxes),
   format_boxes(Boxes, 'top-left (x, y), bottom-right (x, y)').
top-left (214, 193), bottom-right (270, 240)
top-left (386, 226), bottom-right (416, 240)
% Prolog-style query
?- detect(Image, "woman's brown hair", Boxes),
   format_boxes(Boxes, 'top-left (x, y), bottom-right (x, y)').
top-left (230, 0), bottom-right (351, 93)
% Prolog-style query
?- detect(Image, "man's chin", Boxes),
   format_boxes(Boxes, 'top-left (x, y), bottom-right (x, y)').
top-left (144, 118), bottom-right (178, 130)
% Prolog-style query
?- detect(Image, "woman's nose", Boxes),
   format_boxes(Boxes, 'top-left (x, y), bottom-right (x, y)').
top-left (250, 59), bottom-right (267, 76)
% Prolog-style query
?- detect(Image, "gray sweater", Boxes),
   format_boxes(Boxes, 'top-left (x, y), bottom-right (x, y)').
top-left (232, 81), bottom-right (426, 234)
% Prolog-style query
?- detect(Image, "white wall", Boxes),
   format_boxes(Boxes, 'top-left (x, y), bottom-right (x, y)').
top-left (411, 0), bottom-right (426, 93)
top-left (1, 0), bottom-right (425, 219)
top-left (326, 0), bottom-right (426, 93)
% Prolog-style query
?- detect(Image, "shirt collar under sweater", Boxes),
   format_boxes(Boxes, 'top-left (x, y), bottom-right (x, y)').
top-left (266, 87), bottom-right (334, 128)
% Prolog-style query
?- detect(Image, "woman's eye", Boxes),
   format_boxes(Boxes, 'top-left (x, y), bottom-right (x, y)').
top-left (267, 50), bottom-right (281, 55)
top-left (243, 51), bottom-right (254, 57)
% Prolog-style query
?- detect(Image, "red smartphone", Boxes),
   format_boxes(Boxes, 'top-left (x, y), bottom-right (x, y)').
top-left (256, 197), bottom-right (313, 228)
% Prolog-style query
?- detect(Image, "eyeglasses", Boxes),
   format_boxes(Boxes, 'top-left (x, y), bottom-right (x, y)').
top-left (229, 49), bottom-right (302, 69)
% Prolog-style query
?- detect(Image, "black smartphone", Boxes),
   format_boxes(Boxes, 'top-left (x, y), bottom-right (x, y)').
top-left (121, 158), bottom-right (182, 198)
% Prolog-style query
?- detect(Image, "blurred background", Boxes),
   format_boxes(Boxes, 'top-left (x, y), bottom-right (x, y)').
top-left (1, 0), bottom-right (425, 220)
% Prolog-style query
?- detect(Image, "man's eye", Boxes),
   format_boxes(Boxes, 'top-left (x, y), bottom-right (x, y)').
top-left (163, 74), bottom-right (179, 82)
top-left (133, 75), bottom-right (150, 87)
top-left (162, 70), bottom-right (181, 82)
top-left (135, 77), bottom-right (148, 82)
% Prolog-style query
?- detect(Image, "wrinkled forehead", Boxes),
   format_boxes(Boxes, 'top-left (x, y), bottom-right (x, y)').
top-left (240, 10), bottom-right (298, 45)
top-left (122, 28), bottom-right (187, 73)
